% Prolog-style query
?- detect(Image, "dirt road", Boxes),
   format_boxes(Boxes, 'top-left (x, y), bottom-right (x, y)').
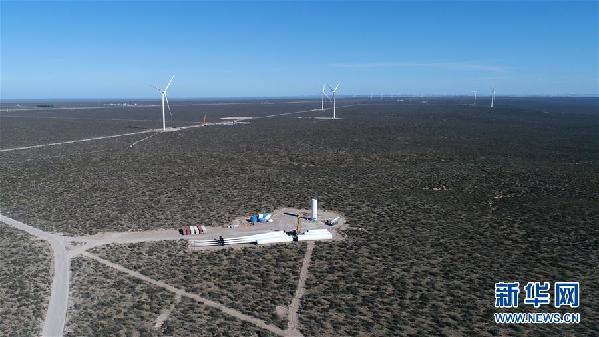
top-left (0, 129), bottom-right (156, 152)
top-left (0, 214), bottom-right (69, 337)
top-left (286, 241), bottom-right (315, 337)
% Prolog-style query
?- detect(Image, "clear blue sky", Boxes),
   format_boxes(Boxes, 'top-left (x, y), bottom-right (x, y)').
top-left (1, 1), bottom-right (597, 98)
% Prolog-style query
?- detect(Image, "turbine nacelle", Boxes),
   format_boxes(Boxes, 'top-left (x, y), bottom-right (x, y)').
top-left (328, 83), bottom-right (340, 93)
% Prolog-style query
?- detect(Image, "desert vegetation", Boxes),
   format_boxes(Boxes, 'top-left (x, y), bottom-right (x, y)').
top-left (0, 224), bottom-right (52, 337)
top-left (160, 296), bottom-right (279, 337)
top-left (1, 98), bottom-right (598, 335)
top-left (65, 257), bottom-right (175, 337)
top-left (91, 240), bottom-right (306, 329)
top-left (0, 100), bottom-right (318, 148)
top-left (1, 100), bottom-right (596, 236)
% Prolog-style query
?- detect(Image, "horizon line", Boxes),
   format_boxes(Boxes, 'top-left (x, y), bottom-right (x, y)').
top-left (1, 94), bottom-right (599, 102)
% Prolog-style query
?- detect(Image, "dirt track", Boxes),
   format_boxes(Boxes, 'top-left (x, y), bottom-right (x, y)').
top-left (83, 252), bottom-right (287, 336)
top-left (286, 241), bottom-right (315, 337)
top-left (0, 129), bottom-right (155, 152)
top-left (0, 214), bottom-right (70, 337)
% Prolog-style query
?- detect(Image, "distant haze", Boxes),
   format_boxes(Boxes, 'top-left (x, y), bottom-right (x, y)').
top-left (1, 1), bottom-right (598, 99)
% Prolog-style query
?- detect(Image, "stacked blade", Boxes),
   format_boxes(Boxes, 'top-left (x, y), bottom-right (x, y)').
top-left (297, 229), bottom-right (333, 241)
top-left (189, 229), bottom-right (333, 248)
top-left (189, 231), bottom-right (289, 247)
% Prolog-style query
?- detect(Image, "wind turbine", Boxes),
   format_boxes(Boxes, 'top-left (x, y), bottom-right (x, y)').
top-left (152, 75), bottom-right (175, 131)
top-left (321, 84), bottom-right (328, 111)
top-left (328, 83), bottom-right (340, 119)
top-left (490, 87), bottom-right (495, 108)
top-left (472, 90), bottom-right (477, 105)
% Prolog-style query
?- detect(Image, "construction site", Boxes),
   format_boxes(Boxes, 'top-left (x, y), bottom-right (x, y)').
top-left (184, 201), bottom-right (345, 250)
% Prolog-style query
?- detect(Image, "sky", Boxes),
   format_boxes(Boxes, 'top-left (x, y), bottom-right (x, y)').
top-left (1, 1), bottom-right (598, 99)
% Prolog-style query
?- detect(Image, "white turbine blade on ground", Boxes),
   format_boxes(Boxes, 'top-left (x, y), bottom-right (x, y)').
top-left (164, 75), bottom-right (175, 92)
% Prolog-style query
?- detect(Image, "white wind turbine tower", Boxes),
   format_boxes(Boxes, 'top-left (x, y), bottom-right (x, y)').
top-left (328, 83), bottom-right (340, 119)
top-left (152, 75), bottom-right (175, 131)
top-left (472, 90), bottom-right (478, 105)
top-left (490, 87), bottom-right (495, 108)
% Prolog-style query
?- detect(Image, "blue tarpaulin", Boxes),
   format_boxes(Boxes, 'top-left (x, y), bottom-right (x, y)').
top-left (249, 213), bottom-right (272, 224)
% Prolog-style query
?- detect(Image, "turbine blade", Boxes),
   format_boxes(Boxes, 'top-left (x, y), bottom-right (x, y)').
top-left (334, 83), bottom-right (340, 92)
top-left (164, 75), bottom-right (175, 92)
top-left (165, 95), bottom-right (173, 119)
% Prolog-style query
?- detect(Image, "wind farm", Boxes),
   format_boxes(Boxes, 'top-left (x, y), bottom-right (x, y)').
top-left (1, 1), bottom-right (598, 337)
top-left (2, 94), bottom-right (597, 337)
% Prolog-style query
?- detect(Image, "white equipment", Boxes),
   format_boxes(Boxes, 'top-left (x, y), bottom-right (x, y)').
top-left (311, 198), bottom-right (318, 221)
top-left (472, 90), bottom-right (477, 105)
top-left (491, 88), bottom-right (495, 108)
